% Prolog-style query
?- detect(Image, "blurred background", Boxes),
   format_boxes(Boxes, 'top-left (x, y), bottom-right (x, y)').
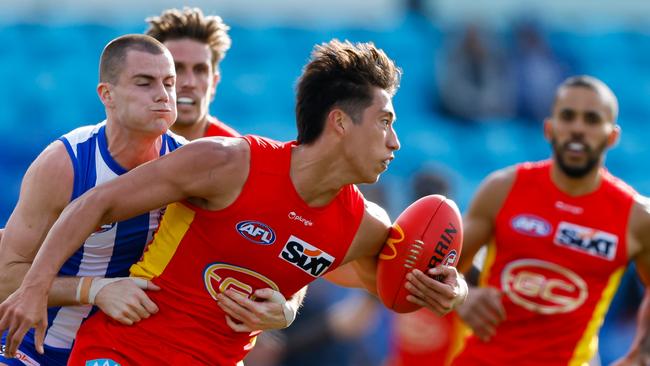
top-left (0, 0), bottom-right (648, 364)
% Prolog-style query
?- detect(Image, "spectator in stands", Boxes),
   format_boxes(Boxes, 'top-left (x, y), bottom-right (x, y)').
top-left (436, 23), bottom-right (516, 121)
top-left (510, 19), bottom-right (566, 123)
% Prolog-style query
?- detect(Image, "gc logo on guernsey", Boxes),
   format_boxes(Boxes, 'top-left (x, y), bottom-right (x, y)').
top-left (203, 263), bottom-right (279, 301)
top-left (501, 259), bottom-right (588, 314)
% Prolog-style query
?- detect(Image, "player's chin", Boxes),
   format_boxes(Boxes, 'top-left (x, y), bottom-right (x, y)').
top-left (360, 171), bottom-right (382, 184)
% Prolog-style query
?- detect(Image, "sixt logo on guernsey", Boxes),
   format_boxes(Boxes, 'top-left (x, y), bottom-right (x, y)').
top-left (236, 220), bottom-right (276, 245)
top-left (511, 214), bottom-right (552, 237)
top-left (279, 235), bottom-right (334, 277)
top-left (554, 221), bottom-right (618, 260)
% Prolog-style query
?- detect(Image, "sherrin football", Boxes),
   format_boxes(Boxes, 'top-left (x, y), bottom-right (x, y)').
top-left (377, 194), bottom-right (463, 313)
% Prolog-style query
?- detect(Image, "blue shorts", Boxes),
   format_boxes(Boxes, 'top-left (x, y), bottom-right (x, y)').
top-left (0, 332), bottom-right (70, 366)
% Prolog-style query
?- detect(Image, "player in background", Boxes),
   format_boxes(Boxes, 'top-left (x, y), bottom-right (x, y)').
top-left (451, 75), bottom-right (650, 365)
top-left (146, 7), bottom-right (239, 140)
top-left (0, 39), bottom-right (467, 366)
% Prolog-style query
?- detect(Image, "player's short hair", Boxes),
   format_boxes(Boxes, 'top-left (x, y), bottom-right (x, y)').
top-left (295, 39), bottom-right (402, 145)
top-left (99, 34), bottom-right (168, 84)
top-left (555, 75), bottom-right (619, 121)
top-left (145, 7), bottom-right (231, 70)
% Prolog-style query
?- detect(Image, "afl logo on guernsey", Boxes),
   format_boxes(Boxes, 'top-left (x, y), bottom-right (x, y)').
top-left (511, 215), bottom-right (552, 237)
top-left (236, 220), bottom-right (276, 245)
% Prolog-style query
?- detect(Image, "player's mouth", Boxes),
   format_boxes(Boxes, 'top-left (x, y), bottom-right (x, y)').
top-left (177, 97), bottom-right (196, 106)
top-left (151, 107), bottom-right (173, 113)
top-left (566, 141), bottom-right (586, 152)
top-left (381, 156), bottom-right (394, 169)
top-left (564, 141), bottom-right (588, 155)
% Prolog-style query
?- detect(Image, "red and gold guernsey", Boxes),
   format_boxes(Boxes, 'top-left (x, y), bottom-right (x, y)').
top-left (69, 135), bottom-right (365, 365)
top-left (453, 160), bottom-right (636, 366)
top-left (204, 115), bottom-right (240, 137)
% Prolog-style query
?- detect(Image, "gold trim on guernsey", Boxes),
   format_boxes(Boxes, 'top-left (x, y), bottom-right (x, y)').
top-left (130, 202), bottom-right (196, 280)
top-left (569, 266), bottom-right (625, 366)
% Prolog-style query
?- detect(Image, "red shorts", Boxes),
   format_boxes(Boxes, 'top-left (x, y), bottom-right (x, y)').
top-left (68, 312), bottom-right (207, 366)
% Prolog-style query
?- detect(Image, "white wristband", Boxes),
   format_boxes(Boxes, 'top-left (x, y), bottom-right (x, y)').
top-left (269, 291), bottom-right (298, 328)
top-left (77, 277), bottom-right (148, 305)
top-left (75, 277), bottom-right (95, 305)
top-left (282, 301), bottom-right (298, 328)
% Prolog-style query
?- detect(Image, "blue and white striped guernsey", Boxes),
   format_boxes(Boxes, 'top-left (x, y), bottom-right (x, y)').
top-left (0, 121), bottom-right (186, 366)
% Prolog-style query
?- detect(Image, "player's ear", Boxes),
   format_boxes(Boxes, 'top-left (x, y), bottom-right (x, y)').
top-left (209, 71), bottom-right (220, 102)
top-left (606, 123), bottom-right (621, 148)
top-left (327, 108), bottom-right (349, 136)
top-left (543, 118), bottom-right (553, 142)
top-left (97, 83), bottom-right (113, 107)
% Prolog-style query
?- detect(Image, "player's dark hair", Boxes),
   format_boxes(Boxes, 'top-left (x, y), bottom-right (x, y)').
top-left (146, 7), bottom-right (231, 70)
top-left (295, 39), bottom-right (401, 145)
top-left (555, 75), bottom-right (619, 121)
top-left (99, 34), bottom-right (167, 84)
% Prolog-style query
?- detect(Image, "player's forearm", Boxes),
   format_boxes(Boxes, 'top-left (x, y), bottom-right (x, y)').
top-left (47, 277), bottom-right (83, 307)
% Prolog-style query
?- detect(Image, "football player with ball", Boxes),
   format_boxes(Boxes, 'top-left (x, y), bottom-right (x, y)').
top-left (0, 39), bottom-right (467, 366)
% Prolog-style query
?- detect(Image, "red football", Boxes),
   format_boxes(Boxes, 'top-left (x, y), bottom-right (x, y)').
top-left (377, 194), bottom-right (463, 313)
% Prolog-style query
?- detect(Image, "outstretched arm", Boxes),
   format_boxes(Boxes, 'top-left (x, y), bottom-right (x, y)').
top-left (0, 138), bottom-right (249, 357)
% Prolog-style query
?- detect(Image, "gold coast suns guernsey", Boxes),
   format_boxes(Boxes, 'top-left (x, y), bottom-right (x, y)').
top-left (70, 135), bottom-right (365, 365)
top-left (453, 160), bottom-right (635, 366)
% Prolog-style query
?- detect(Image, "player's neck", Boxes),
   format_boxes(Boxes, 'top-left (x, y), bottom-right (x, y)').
top-left (290, 144), bottom-right (347, 207)
top-left (550, 163), bottom-right (602, 196)
top-left (104, 123), bottom-right (162, 171)
top-left (170, 118), bottom-right (209, 141)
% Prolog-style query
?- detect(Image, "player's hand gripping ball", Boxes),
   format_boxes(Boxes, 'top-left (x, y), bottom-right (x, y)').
top-left (377, 195), bottom-right (463, 313)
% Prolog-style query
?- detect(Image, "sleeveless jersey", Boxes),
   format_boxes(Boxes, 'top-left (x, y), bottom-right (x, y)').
top-left (453, 160), bottom-right (636, 366)
top-left (70, 135), bottom-right (366, 365)
top-left (204, 115), bottom-right (240, 137)
top-left (1, 122), bottom-right (185, 365)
